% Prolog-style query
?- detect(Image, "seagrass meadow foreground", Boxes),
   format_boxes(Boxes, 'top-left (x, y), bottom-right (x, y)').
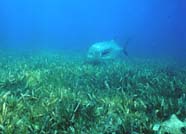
top-left (0, 51), bottom-right (186, 134)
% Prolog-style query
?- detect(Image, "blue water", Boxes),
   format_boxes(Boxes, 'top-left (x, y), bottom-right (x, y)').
top-left (0, 0), bottom-right (185, 58)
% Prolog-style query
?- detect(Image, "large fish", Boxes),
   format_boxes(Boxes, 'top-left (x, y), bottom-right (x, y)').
top-left (87, 40), bottom-right (128, 64)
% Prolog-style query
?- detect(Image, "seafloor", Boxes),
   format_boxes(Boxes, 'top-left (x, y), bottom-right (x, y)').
top-left (0, 50), bottom-right (185, 134)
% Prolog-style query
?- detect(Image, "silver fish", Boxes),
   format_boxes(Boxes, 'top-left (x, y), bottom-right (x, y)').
top-left (87, 40), bottom-right (127, 63)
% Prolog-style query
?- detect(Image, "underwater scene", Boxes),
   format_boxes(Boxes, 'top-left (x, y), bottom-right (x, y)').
top-left (0, 0), bottom-right (186, 134)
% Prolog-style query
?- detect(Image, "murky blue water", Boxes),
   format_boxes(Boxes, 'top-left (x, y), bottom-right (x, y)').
top-left (0, 0), bottom-right (185, 58)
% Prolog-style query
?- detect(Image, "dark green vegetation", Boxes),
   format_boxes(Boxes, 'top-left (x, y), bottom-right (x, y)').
top-left (0, 51), bottom-right (186, 134)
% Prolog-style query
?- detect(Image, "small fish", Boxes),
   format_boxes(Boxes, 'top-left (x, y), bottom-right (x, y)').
top-left (87, 40), bottom-right (128, 63)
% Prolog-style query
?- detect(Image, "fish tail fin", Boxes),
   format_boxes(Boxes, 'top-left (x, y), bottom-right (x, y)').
top-left (123, 48), bottom-right (128, 56)
top-left (122, 38), bottom-right (131, 56)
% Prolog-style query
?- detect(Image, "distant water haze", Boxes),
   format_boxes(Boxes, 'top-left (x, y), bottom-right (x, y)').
top-left (0, 0), bottom-right (185, 58)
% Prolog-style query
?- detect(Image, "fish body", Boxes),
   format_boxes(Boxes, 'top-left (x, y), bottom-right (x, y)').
top-left (87, 40), bottom-right (123, 63)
